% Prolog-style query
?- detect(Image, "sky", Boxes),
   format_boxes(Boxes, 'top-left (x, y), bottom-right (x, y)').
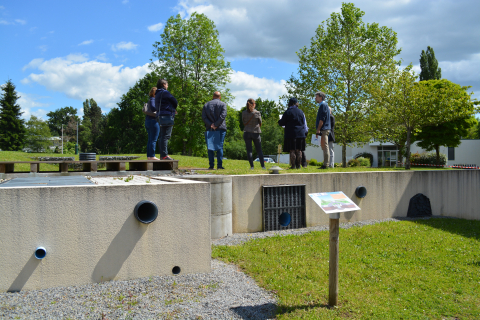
top-left (1, 0), bottom-right (479, 120)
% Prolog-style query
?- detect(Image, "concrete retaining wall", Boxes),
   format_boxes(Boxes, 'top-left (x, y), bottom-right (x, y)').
top-left (231, 170), bottom-right (480, 233)
top-left (0, 180), bottom-right (211, 292)
top-left (184, 175), bottom-right (233, 239)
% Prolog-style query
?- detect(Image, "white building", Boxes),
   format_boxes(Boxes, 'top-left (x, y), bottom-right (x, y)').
top-left (304, 137), bottom-right (480, 167)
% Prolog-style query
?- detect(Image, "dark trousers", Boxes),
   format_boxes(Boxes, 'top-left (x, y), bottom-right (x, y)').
top-left (159, 125), bottom-right (173, 158)
top-left (145, 117), bottom-right (160, 157)
top-left (243, 132), bottom-right (264, 167)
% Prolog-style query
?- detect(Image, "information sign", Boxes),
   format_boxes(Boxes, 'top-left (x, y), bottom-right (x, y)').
top-left (308, 191), bottom-right (360, 214)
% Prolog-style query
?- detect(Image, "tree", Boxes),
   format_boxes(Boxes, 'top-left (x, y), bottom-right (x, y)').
top-left (368, 67), bottom-right (475, 169)
top-left (80, 98), bottom-right (105, 153)
top-left (25, 115), bottom-right (52, 152)
top-left (284, 3), bottom-right (401, 167)
top-left (0, 79), bottom-right (26, 151)
top-left (419, 46), bottom-right (441, 81)
top-left (46, 106), bottom-right (78, 136)
top-left (102, 72), bottom-right (158, 154)
top-left (150, 12), bottom-right (232, 156)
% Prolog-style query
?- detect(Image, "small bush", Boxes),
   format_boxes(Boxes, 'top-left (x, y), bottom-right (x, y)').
top-left (410, 152), bottom-right (447, 166)
top-left (357, 157), bottom-right (371, 167)
top-left (354, 152), bottom-right (373, 167)
top-left (348, 159), bottom-right (361, 167)
top-left (309, 159), bottom-right (318, 166)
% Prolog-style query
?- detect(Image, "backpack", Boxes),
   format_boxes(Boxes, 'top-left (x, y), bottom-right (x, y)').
top-left (142, 101), bottom-right (157, 117)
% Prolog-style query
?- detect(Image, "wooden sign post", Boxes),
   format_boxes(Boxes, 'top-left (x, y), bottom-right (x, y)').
top-left (329, 212), bottom-right (340, 306)
top-left (308, 192), bottom-right (361, 307)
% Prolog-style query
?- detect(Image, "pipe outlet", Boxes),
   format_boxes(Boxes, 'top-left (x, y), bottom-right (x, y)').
top-left (35, 247), bottom-right (47, 259)
top-left (355, 186), bottom-right (367, 198)
top-left (134, 200), bottom-right (158, 224)
top-left (279, 212), bottom-right (291, 227)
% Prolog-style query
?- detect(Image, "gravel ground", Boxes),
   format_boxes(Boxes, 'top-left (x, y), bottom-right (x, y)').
top-left (0, 216), bottom-right (451, 319)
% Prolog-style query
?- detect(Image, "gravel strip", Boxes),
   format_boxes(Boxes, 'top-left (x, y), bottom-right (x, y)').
top-left (212, 216), bottom-right (456, 246)
top-left (0, 216), bottom-right (453, 319)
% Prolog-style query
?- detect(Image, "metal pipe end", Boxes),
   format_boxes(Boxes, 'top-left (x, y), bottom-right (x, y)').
top-left (35, 247), bottom-right (47, 259)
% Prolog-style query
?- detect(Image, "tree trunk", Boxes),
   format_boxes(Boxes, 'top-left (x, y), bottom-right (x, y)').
top-left (405, 129), bottom-right (412, 170)
top-left (182, 140), bottom-right (187, 155)
top-left (435, 145), bottom-right (440, 165)
top-left (342, 144), bottom-right (346, 168)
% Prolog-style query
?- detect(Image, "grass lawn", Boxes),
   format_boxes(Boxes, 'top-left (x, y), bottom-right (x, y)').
top-left (213, 218), bottom-right (480, 319)
top-left (0, 151), bottom-right (457, 175)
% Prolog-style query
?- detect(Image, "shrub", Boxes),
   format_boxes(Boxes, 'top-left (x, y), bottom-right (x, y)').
top-left (357, 157), bottom-right (371, 167)
top-left (354, 152), bottom-right (373, 167)
top-left (410, 152), bottom-right (447, 166)
top-left (309, 159), bottom-right (318, 166)
top-left (348, 159), bottom-right (361, 167)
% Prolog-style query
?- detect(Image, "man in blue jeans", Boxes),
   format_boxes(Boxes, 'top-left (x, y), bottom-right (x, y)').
top-left (202, 91), bottom-right (227, 169)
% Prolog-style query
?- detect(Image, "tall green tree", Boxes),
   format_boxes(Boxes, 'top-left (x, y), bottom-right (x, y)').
top-left (284, 3), bottom-right (401, 167)
top-left (150, 12), bottom-right (232, 156)
top-left (419, 46), bottom-right (441, 81)
top-left (81, 98), bottom-right (105, 153)
top-left (368, 66), bottom-right (475, 169)
top-left (0, 79), bottom-right (26, 151)
top-left (102, 72), bottom-right (158, 154)
top-left (25, 115), bottom-right (52, 152)
top-left (46, 106), bottom-right (78, 136)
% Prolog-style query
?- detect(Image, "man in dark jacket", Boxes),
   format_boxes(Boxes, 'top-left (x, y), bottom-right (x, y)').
top-left (328, 107), bottom-right (335, 168)
top-left (202, 91), bottom-right (227, 169)
top-left (315, 91), bottom-right (331, 169)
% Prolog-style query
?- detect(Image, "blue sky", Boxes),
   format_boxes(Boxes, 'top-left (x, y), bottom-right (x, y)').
top-left (1, 0), bottom-right (479, 120)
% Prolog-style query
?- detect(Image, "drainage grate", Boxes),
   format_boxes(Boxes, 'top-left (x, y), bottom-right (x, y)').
top-left (262, 185), bottom-right (306, 231)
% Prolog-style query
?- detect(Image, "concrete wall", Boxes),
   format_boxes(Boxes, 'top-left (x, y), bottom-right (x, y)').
top-left (0, 180), bottom-right (211, 292)
top-left (231, 170), bottom-right (480, 233)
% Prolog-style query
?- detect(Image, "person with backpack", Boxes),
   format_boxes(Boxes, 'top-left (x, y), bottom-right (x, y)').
top-left (155, 79), bottom-right (178, 160)
top-left (144, 87), bottom-right (160, 160)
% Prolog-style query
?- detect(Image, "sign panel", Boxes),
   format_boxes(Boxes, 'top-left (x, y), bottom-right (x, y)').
top-left (308, 191), bottom-right (360, 214)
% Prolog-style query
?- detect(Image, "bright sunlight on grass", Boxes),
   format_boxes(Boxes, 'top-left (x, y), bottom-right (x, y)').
top-left (213, 218), bottom-right (480, 319)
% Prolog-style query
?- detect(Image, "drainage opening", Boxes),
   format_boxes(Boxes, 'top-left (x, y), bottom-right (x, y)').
top-left (172, 266), bottom-right (181, 275)
top-left (35, 247), bottom-right (47, 259)
top-left (355, 186), bottom-right (367, 198)
top-left (134, 200), bottom-right (158, 224)
top-left (263, 185), bottom-right (306, 231)
top-left (279, 212), bottom-right (291, 227)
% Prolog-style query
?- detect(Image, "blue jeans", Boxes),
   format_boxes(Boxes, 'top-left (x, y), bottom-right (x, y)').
top-left (145, 117), bottom-right (160, 158)
top-left (207, 129), bottom-right (226, 168)
top-left (158, 118), bottom-right (174, 158)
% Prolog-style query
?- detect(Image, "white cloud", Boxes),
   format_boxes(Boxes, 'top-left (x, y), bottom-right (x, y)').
top-left (0, 6), bottom-right (5, 9)
top-left (111, 41), bottom-right (138, 51)
top-left (96, 53), bottom-right (108, 61)
top-left (147, 22), bottom-right (164, 32)
top-left (17, 92), bottom-right (51, 120)
top-left (38, 45), bottom-right (48, 52)
top-left (21, 55), bottom-right (151, 110)
top-left (15, 19), bottom-right (26, 25)
top-left (78, 39), bottom-right (94, 46)
top-left (0, 19), bottom-right (10, 25)
top-left (122, 0), bottom-right (128, 3)
top-left (227, 71), bottom-right (287, 109)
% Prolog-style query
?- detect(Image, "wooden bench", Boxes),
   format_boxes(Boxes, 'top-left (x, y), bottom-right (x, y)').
top-left (0, 160), bottom-right (178, 174)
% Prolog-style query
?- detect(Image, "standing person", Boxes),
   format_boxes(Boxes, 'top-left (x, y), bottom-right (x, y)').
top-left (155, 79), bottom-right (178, 160)
top-left (278, 97), bottom-right (306, 169)
top-left (145, 87), bottom-right (160, 160)
top-left (328, 107), bottom-right (335, 168)
top-left (242, 98), bottom-right (266, 170)
top-left (202, 91), bottom-right (227, 170)
top-left (315, 91), bottom-right (331, 169)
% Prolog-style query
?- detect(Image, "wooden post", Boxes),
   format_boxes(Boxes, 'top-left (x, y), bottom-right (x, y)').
top-left (329, 215), bottom-right (340, 307)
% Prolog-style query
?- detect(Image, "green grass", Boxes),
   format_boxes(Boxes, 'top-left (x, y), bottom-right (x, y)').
top-left (0, 151), bottom-right (457, 175)
top-left (213, 219), bottom-right (480, 319)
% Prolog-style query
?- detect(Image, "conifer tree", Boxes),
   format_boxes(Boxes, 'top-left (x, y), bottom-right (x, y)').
top-left (0, 79), bottom-right (26, 151)
top-left (419, 46), bottom-right (442, 81)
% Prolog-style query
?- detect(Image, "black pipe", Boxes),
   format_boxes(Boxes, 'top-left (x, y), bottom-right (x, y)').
top-left (172, 266), bottom-right (181, 275)
top-left (35, 247), bottom-right (47, 259)
top-left (134, 200), bottom-right (158, 224)
top-left (355, 186), bottom-right (367, 198)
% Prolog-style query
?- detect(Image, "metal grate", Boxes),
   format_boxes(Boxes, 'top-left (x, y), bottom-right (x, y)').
top-left (262, 185), bottom-right (306, 231)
